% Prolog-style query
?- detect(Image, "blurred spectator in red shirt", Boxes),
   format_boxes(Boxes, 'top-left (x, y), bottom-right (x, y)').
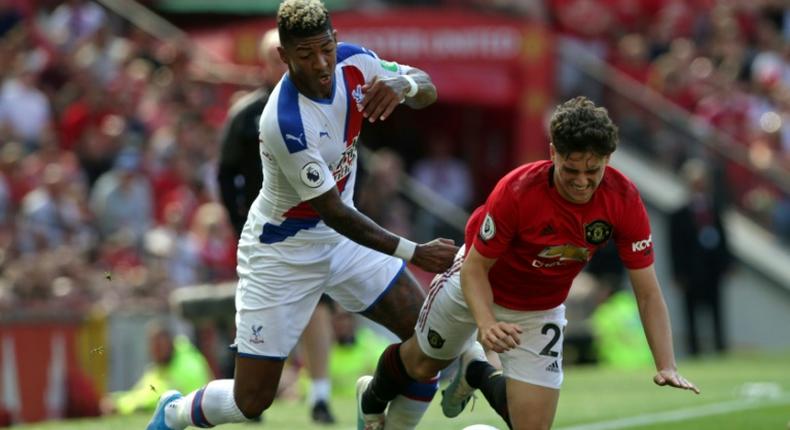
top-left (191, 202), bottom-right (236, 283)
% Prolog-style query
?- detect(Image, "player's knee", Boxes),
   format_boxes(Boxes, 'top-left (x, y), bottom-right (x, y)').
top-left (401, 341), bottom-right (446, 380)
top-left (234, 384), bottom-right (276, 419)
top-left (410, 359), bottom-right (444, 380)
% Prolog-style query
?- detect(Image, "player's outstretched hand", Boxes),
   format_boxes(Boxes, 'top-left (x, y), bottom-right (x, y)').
top-left (412, 238), bottom-right (458, 273)
top-left (360, 76), bottom-right (407, 123)
top-left (653, 369), bottom-right (700, 394)
top-left (478, 321), bottom-right (522, 353)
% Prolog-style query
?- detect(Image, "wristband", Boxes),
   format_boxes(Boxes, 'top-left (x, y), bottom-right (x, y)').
top-left (402, 74), bottom-right (418, 98)
top-left (393, 237), bottom-right (417, 261)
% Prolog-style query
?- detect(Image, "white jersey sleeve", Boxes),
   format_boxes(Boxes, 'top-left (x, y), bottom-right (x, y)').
top-left (259, 88), bottom-right (336, 202)
top-left (336, 43), bottom-right (413, 83)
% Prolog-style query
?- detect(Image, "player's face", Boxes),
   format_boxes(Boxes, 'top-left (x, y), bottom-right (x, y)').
top-left (279, 29), bottom-right (337, 99)
top-left (550, 145), bottom-right (609, 204)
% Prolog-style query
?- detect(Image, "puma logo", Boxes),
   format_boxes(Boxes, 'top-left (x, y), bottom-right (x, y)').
top-left (285, 133), bottom-right (304, 145)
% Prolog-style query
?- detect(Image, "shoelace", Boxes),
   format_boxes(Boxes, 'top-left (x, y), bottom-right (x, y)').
top-left (452, 390), bottom-right (478, 413)
top-left (466, 393), bottom-right (478, 412)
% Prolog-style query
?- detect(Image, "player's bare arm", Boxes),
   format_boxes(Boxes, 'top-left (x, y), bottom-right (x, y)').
top-left (360, 68), bottom-right (436, 123)
top-left (461, 245), bottom-right (523, 353)
top-left (629, 264), bottom-right (700, 394)
top-left (308, 187), bottom-right (457, 273)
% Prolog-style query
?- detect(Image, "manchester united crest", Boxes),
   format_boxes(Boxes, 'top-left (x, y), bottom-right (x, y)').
top-left (584, 220), bottom-right (612, 245)
top-left (427, 328), bottom-right (446, 349)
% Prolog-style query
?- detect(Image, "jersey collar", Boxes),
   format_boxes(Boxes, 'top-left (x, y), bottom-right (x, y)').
top-left (283, 73), bottom-right (337, 105)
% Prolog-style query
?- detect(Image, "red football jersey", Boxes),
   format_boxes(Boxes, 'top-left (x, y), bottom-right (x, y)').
top-left (465, 160), bottom-right (654, 311)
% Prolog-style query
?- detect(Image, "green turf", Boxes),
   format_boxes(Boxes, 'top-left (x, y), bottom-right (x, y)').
top-left (626, 403), bottom-right (790, 430)
top-left (16, 350), bottom-right (790, 430)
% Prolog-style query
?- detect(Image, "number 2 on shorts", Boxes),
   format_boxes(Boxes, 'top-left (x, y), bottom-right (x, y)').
top-left (539, 323), bottom-right (561, 357)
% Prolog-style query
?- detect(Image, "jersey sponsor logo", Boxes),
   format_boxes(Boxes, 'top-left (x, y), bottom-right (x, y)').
top-left (537, 244), bottom-right (589, 261)
top-left (631, 234), bottom-right (652, 252)
top-left (532, 259), bottom-right (565, 268)
top-left (584, 220), bottom-right (612, 245)
top-left (328, 142), bottom-right (357, 183)
top-left (249, 325), bottom-right (264, 344)
top-left (533, 244), bottom-right (589, 268)
top-left (379, 60), bottom-right (399, 72)
top-left (427, 328), bottom-right (446, 349)
top-left (300, 162), bottom-right (325, 188)
top-left (480, 213), bottom-right (496, 241)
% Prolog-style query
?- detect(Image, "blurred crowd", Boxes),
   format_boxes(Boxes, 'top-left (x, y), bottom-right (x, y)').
top-left (547, 0), bottom-right (790, 241)
top-left (361, 0), bottom-right (790, 241)
top-left (353, 0), bottom-right (790, 241)
top-left (0, 0), bottom-right (238, 314)
top-left (1, 0), bottom-right (788, 316)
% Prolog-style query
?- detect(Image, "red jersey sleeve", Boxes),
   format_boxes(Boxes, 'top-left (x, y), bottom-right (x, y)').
top-left (614, 185), bottom-right (655, 269)
top-left (471, 175), bottom-right (520, 260)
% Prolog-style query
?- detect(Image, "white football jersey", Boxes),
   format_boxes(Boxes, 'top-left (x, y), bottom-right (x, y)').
top-left (252, 43), bottom-right (411, 244)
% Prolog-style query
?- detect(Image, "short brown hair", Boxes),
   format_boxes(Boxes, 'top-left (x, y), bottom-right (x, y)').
top-left (549, 96), bottom-right (618, 157)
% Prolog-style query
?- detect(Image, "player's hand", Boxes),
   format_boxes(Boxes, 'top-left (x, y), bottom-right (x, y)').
top-left (653, 369), bottom-right (700, 394)
top-left (359, 76), bottom-right (407, 123)
top-left (478, 321), bottom-right (522, 353)
top-left (412, 238), bottom-right (458, 273)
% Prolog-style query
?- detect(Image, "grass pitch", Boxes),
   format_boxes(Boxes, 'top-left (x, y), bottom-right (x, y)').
top-left (16, 350), bottom-right (790, 430)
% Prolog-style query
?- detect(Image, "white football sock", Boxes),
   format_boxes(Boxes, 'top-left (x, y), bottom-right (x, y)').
top-left (308, 378), bottom-right (331, 405)
top-left (383, 376), bottom-right (438, 430)
top-left (384, 395), bottom-right (431, 430)
top-left (168, 379), bottom-right (247, 428)
top-left (164, 397), bottom-right (187, 430)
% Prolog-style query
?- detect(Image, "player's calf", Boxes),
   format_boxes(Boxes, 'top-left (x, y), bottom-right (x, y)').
top-left (361, 343), bottom-right (412, 414)
top-left (466, 361), bottom-right (511, 428)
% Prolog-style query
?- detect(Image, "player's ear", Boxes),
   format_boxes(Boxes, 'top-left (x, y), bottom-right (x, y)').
top-left (549, 143), bottom-right (556, 159)
top-left (332, 29), bottom-right (338, 44)
top-left (277, 45), bottom-right (288, 65)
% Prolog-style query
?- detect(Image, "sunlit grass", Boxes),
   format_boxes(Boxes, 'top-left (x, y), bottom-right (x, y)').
top-left (16, 350), bottom-right (790, 430)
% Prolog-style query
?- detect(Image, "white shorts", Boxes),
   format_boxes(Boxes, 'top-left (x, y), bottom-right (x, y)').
top-left (234, 229), bottom-right (405, 360)
top-left (415, 248), bottom-right (568, 389)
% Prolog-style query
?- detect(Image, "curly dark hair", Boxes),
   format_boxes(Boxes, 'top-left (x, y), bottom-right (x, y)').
top-left (549, 96), bottom-right (618, 157)
top-left (277, 0), bottom-right (333, 46)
